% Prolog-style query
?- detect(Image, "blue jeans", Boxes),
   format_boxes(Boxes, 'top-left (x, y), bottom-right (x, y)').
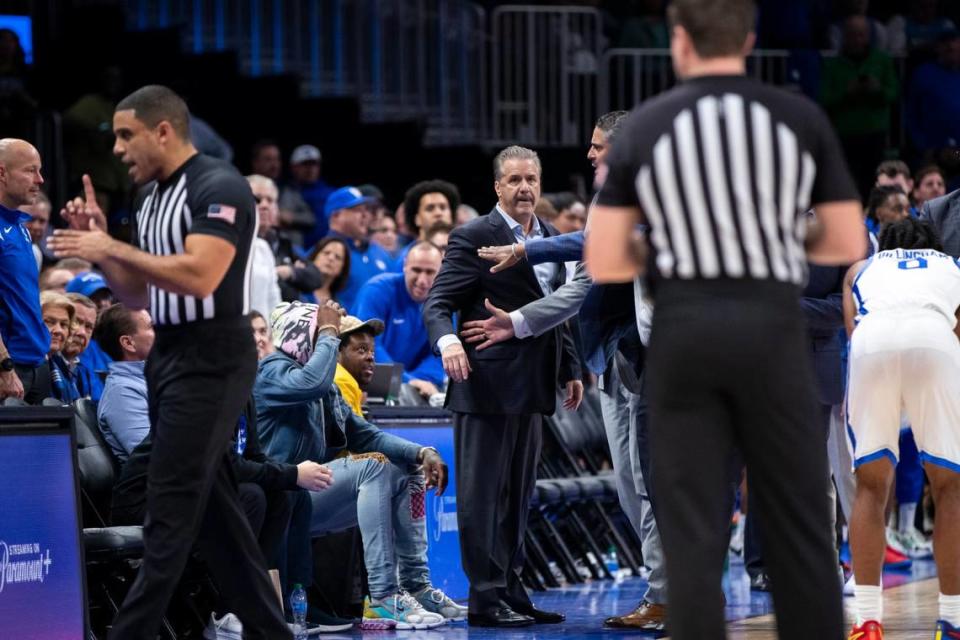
top-left (310, 455), bottom-right (429, 599)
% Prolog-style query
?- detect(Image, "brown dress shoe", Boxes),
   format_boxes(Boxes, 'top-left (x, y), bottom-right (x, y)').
top-left (603, 600), bottom-right (667, 630)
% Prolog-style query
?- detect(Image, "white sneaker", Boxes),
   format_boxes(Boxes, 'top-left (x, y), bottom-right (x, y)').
top-left (885, 526), bottom-right (911, 557)
top-left (411, 585), bottom-right (468, 621)
top-left (896, 527), bottom-right (933, 559)
top-left (843, 574), bottom-right (855, 597)
top-left (203, 612), bottom-right (243, 640)
top-left (361, 592), bottom-right (446, 630)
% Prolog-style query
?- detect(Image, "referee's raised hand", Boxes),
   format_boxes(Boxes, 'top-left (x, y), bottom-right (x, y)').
top-left (60, 174), bottom-right (107, 232)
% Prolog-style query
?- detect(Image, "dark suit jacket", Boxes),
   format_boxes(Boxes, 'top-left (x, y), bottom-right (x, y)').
top-left (801, 264), bottom-right (845, 406)
top-left (921, 188), bottom-right (960, 258)
top-left (423, 208), bottom-right (580, 415)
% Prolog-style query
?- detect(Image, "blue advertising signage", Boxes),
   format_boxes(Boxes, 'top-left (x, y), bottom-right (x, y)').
top-left (0, 432), bottom-right (86, 639)
top-left (380, 422), bottom-right (468, 601)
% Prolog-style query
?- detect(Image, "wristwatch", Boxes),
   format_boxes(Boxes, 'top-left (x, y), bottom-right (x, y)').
top-left (0, 357), bottom-right (14, 372)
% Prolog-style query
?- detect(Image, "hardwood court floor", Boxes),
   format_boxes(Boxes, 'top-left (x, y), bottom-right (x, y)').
top-left (726, 577), bottom-right (940, 639)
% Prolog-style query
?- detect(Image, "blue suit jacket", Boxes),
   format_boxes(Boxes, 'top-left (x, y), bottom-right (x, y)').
top-left (525, 230), bottom-right (634, 375)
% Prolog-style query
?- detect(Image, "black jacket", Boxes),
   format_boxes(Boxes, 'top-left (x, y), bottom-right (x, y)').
top-left (110, 398), bottom-right (298, 525)
top-left (423, 209), bottom-right (580, 415)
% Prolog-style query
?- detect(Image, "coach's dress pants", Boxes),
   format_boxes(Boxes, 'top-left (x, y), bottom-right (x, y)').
top-left (109, 318), bottom-right (290, 640)
top-left (599, 364), bottom-right (668, 605)
top-left (647, 280), bottom-right (843, 640)
top-left (454, 412), bottom-right (542, 615)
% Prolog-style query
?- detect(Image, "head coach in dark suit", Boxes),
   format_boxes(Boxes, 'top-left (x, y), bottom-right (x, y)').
top-left (423, 146), bottom-right (582, 627)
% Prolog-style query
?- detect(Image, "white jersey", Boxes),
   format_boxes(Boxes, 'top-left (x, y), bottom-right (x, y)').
top-left (852, 248), bottom-right (960, 327)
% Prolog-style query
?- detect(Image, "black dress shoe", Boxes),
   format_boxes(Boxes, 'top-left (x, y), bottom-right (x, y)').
top-left (509, 604), bottom-right (565, 624)
top-left (468, 605), bottom-right (535, 627)
top-left (750, 572), bottom-right (772, 592)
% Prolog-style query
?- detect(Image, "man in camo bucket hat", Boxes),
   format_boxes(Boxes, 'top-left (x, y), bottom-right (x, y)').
top-left (255, 300), bottom-right (465, 629)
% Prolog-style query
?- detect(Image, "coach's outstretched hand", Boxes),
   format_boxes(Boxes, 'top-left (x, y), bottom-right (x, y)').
top-left (441, 343), bottom-right (471, 383)
top-left (563, 379), bottom-right (584, 411)
top-left (461, 298), bottom-right (515, 350)
top-left (478, 242), bottom-right (525, 273)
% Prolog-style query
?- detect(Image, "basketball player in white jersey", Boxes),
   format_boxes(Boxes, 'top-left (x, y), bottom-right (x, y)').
top-left (843, 217), bottom-right (960, 640)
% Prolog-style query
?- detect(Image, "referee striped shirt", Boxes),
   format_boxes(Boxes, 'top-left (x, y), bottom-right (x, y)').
top-left (133, 154), bottom-right (257, 326)
top-left (597, 74), bottom-right (859, 285)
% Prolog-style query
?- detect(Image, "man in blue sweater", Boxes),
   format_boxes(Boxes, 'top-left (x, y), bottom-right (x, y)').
top-left (324, 186), bottom-right (393, 312)
top-left (354, 241), bottom-right (445, 399)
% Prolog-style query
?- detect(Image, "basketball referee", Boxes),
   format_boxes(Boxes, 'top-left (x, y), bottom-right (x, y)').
top-left (50, 86), bottom-right (291, 639)
top-left (586, 1), bottom-right (866, 638)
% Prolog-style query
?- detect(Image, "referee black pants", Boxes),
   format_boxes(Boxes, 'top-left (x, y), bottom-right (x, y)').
top-left (109, 318), bottom-right (290, 640)
top-left (647, 280), bottom-right (843, 640)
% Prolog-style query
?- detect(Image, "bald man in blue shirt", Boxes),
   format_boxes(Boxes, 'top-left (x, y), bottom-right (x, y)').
top-left (354, 241), bottom-right (445, 398)
top-left (0, 138), bottom-right (52, 403)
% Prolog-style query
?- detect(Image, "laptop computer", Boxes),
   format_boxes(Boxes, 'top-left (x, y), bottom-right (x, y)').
top-left (365, 363), bottom-right (404, 404)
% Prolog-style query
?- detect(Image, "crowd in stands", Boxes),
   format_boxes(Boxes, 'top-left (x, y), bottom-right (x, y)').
top-left (2, 1), bottom-right (960, 636)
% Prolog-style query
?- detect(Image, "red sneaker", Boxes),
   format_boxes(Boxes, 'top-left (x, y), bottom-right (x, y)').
top-left (848, 620), bottom-right (883, 640)
top-left (883, 545), bottom-right (912, 570)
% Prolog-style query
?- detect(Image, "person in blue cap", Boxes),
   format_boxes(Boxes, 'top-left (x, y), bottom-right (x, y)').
top-left (0, 138), bottom-right (51, 404)
top-left (324, 186), bottom-right (393, 311)
top-left (66, 270), bottom-right (115, 398)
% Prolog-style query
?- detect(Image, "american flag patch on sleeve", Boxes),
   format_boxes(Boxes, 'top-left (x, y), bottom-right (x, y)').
top-left (207, 204), bottom-right (236, 224)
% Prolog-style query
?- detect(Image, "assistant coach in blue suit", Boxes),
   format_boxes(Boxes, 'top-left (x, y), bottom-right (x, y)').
top-left (424, 146), bottom-right (582, 628)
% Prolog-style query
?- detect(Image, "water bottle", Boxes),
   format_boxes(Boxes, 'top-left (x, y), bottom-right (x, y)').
top-left (605, 546), bottom-right (620, 575)
top-left (291, 583), bottom-right (308, 640)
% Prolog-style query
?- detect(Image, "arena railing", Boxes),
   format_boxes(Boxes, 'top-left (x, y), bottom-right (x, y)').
top-left (123, 0), bottom-right (489, 146)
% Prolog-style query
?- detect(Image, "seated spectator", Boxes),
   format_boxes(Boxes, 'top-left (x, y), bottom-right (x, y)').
top-left (455, 203), bottom-right (479, 228)
top-left (250, 138), bottom-right (282, 182)
top-left (53, 293), bottom-right (102, 401)
top-left (913, 165), bottom-right (947, 211)
top-left (544, 193), bottom-right (586, 283)
top-left (424, 222), bottom-right (452, 255)
top-left (94, 304), bottom-right (155, 462)
top-left (906, 31), bottom-right (960, 157)
top-left (280, 144), bottom-right (334, 247)
top-left (828, 0), bottom-right (889, 52)
top-left (354, 242), bottom-right (445, 399)
top-left (255, 300), bottom-right (464, 629)
top-left (324, 186), bottom-right (392, 311)
top-left (21, 191), bottom-right (51, 269)
top-left (395, 180), bottom-right (460, 269)
top-left (545, 192), bottom-right (587, 234)
top-left (39, 267), bottom-right (75, 293)
top-left (254, 175), bottom-right (324, 303)
top-left (107, 310), bottom-right (348, 634)
top-left (370, 213), bottom-right (401, 258)
top-left (333, 316), bottom-right (383, 416)
top-left (864, 185), bottom-right (911, 249)
top-left (66, 270), bottom-right (115, 381)
top-left (533, 196), bottom-right (558, 225)
top-left (820, 14), bottom-right (899, 196)
top-left (305, 237), bottom-right (351, 305)
top-left (40, 291), bottom-right (77, 402)
top-left (246, 174), bottom-right (283, 317)
top-left (66, 270), bottom-right (114, 310)
top-left (875, 160), bottom-right (914, 196)
top-left (887, 0), bottom-right (956, 56)
top-left (281, 145), bottom-right (333, 249)
top-left (251, 310), bottom-right (275, 360)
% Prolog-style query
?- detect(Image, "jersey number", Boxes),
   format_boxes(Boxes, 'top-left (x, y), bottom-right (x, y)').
top-left (897, 258), bottom-right (928, 270)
